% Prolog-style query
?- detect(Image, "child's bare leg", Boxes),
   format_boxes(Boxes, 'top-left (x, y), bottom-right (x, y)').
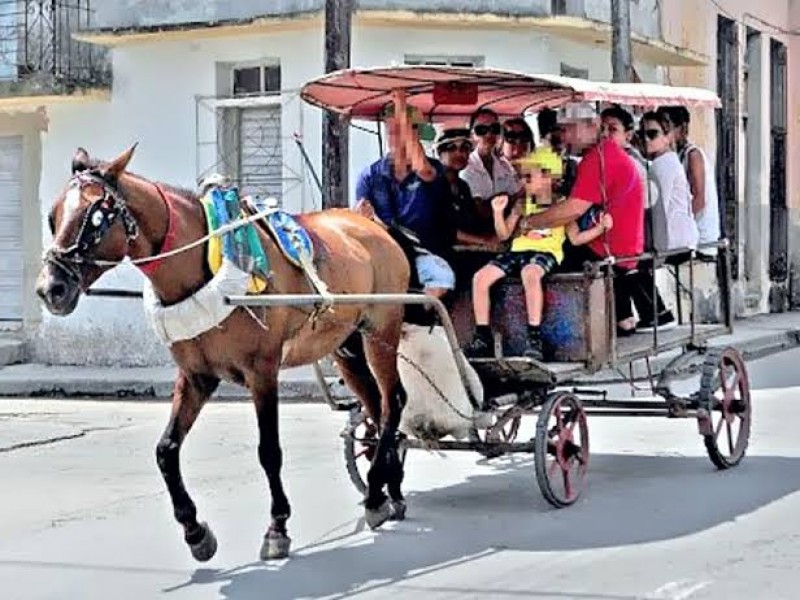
top-left (520, 264), bottom-right (546, 325)
top-left (472, 265), bottom-right (506, 325)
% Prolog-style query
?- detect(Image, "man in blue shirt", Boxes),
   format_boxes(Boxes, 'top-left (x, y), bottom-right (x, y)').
top-left (354, 90), bottom-right (456, 299)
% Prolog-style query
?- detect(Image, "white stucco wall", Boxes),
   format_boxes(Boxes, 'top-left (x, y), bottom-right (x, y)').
top-left (33, 23), bottom-right (662, 365)
top-left (33, 28), bottom-right (324, 365)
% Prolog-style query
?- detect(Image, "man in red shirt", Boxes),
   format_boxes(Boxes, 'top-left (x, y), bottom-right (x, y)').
top-left (517, 136), bottom-right (644, 335)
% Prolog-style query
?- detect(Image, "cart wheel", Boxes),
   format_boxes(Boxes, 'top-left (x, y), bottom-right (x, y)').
top-left (534, 392), bottom-right (589, 508)
top-left (698, 347), bottom-right (751, 469)
top-left (342, 406), bottom-right (408, 496)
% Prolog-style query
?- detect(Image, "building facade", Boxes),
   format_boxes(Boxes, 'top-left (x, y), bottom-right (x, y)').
top-left (1, 0), bottom-right (712, 365)
top-left (661, 0), bottom-right (799, 316)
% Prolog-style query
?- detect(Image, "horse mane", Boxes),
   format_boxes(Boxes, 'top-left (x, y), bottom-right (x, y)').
top-left (124, 171), bottom-right (200, 204)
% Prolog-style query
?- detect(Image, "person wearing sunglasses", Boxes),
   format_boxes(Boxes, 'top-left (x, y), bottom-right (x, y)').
top-left (354, 89), bottom-right (456, 300)
top-left (435, 127), bottom-right (497, 248)
top-left (501, 118), bottom-right (534, 168)
top-left (460, 108), bottom-right (522, 208)
top-left (658, 106), bottom-right (720, 259)
top-left (629, 111), bottom-right (698, 330)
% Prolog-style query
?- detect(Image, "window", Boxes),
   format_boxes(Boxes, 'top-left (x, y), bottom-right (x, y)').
top-left (218, 62), bottom-right (283, 202)
top-left (560, 62), bottom-right (588, 79)
top-left (551, 0), bottom-right (586, 16)
top-left (232, 64), bottom-right (281, 96)
top-left (404, 55), bottom-right (484, 68)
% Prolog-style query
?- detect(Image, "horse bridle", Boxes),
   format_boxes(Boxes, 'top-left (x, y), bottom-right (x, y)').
top-left (44, 171), bottom-right (139, 283)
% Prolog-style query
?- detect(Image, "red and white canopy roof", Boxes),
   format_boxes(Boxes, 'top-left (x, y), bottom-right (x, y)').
top-left (300, 65), bottom-right (721, 122)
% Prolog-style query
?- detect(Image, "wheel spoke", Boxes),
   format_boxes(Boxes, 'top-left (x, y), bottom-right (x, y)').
top-left (729, 370), bottom-right (740, 395)
top-left (726, 420), bottom-right (735, 455)
top-left (548, 457), bottom-right (560, 477)
top-left (714, 414), bottom-right (725, 440)
top-left (562, 469), bottom-right (572, 500)
top-left (554, 404), bottom-right (564, 430)
top-left (718, 364), bottom-right (729, 394)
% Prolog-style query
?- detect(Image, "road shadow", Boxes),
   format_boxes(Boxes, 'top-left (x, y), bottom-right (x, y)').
top-left (166, 453), bottom-right (800, 599)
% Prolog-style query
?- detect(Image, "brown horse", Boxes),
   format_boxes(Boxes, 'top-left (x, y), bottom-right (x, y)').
top-left (35, 146), bottom-right (411, 561)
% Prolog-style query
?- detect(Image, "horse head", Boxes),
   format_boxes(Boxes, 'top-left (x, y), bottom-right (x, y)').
top-left (36, 145), bottom-right (138, 315)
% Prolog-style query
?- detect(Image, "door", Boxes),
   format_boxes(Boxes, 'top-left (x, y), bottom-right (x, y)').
top-left (0, 135), bottom-right (23, 325)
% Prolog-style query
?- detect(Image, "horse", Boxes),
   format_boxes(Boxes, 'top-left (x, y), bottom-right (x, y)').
top-left (35, 146), bottom-right (412, 561)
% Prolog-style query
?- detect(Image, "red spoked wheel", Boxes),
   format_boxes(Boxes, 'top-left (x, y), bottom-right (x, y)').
top-left (342, 406), bottom-right (408, 495)
top-left (534, 392), bottom-right (589, 508)
top-left (342, 406), bottom-right (379, 495)
top-left (698, 347), bottom-right (751, 469)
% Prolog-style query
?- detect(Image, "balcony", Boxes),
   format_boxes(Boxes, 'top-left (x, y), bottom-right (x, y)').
top-left (0, 0), bottom-right (110, 107)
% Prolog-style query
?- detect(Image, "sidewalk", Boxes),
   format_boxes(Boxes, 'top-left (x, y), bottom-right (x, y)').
top-left (2, 311), bottom-right (800, 401)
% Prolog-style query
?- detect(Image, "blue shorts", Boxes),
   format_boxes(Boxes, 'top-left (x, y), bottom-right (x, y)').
top-left (415, 253), bottom-right (456, 291)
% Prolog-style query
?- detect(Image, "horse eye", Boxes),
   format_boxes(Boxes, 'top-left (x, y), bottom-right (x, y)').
top-left (91, 210), bottom-right (104, 227)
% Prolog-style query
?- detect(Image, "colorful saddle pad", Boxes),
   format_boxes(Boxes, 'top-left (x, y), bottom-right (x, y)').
top-left (200, 186), bottom-right (270, 293)
top-left (260, 209), bottom-right (315, 268)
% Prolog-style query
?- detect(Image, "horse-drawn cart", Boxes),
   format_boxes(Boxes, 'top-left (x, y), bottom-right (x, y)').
top-left (38, 64), bottom-right (757, 564)
top-left (259, 66), bottom-right (747, 508)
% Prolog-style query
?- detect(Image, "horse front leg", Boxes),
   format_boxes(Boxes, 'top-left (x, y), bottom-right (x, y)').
top-left (251, 368), bottom-right (292, 560)
top-left (156, 371), bottom-right (219, 562)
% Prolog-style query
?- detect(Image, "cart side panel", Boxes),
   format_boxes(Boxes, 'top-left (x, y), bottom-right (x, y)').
top-left (449, 261), bottom-right (611, 364)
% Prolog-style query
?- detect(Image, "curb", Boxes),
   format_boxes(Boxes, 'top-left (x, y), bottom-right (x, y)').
top-left (570, 328), bottom-right (800, 385)
top-left (0, 370), bottom-right (349, 402)
top-left (2, 328), bottom-right (799, 401)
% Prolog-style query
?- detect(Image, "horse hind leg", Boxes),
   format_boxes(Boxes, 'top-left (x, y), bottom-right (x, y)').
top-left (362, 322), bottom-right (408, 529)
top-left (156, 371), bottom-right (219, 562)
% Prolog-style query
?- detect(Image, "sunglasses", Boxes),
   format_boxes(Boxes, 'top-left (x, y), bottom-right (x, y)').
top-left (473, 122), bottom-right (501, 136)
top-left (503, 131), bottom-right (529, 144)
top-left (439, 141), bottom-right (473, 153)
top-left (643, 128), bottom-right (663, 141)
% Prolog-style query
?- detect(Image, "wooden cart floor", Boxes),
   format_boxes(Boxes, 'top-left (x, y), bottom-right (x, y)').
top-left (469, 323), bottom-right (728, 387)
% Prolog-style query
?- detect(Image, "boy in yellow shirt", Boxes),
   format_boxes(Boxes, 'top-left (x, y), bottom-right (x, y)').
top-left (464, 147), bottom-right (612, 360)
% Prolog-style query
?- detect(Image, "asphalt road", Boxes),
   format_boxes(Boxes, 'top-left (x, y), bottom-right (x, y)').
top-left (2, 349), bottom-right (800, 600)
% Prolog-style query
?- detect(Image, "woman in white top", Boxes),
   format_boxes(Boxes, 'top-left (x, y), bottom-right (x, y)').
top-left (460, 108), bottom-right (522, 202)
top-left (641, 111), bottom-right (699, 252)
top-left (628, 111), bottom-right (698, 330)
top-left (658, 106), bottom-right (721, 257)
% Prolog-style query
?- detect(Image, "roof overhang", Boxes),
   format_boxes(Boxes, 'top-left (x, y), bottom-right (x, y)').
top-left (72, 13), bottom-right (323, 47)
top-left (358, 12), bottom-right (709, 67)
top-left (73, 10), bottom-right (708, 68)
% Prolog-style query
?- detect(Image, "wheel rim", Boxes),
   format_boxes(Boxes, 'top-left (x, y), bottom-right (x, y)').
top-left (541, 394), bottom-right (589, 504)
top-left (706, 349), bottom-right (751, 464)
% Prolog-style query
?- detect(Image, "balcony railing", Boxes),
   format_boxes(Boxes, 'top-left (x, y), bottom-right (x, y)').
top-left (0, 0), bottom-right (110, 96)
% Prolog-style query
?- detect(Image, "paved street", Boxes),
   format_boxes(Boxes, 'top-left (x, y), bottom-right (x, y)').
top-left (3, 349), bottom-right (800, 600)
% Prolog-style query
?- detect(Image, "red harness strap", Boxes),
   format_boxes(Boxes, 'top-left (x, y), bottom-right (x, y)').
top-left (138, 184), bottom-right (178, 276)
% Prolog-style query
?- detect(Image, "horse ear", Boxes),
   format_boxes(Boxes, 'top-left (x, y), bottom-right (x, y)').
top-left (103, 143), bottom-right (138, 179)
top-left (71, 147), bottom-right (90, 173)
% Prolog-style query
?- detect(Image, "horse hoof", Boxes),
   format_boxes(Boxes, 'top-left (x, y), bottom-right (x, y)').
top-left (260, 532), bottom-right (291, 561)
top-left (365, 500), bottom-right (392, 530)
top-left (188, 522), bottom-right (218, 562)
top-left (389, 499), bottom-right (407, 521)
